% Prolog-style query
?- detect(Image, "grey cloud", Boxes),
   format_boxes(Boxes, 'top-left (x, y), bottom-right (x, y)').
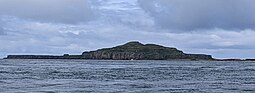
top-left (1, 19), bottom-right (255, 58)
top-left (0, 22), bottom-right (5, 35)
top-left (0, 28), bottom-right (4, 35)
top-left (138, 0), bottom-right (255, 31)
top-left (1, 0), bottom-right (255, 59)
top-left (0, 0), bottom-right (95, 23)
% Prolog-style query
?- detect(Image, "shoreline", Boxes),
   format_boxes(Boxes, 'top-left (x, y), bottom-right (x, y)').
top-left (2, 58), bottom-right (255, 62)
top-left (2, 42), bottom-right (254, 61)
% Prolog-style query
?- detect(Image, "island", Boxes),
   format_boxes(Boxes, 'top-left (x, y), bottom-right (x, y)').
top-left (4, 41), bottom-right (214, 60)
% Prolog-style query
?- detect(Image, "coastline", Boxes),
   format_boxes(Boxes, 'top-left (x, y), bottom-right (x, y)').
top-left (2, 42), bottom-right (254, 61)
top-left (2, 58), bottom-right (255, 62)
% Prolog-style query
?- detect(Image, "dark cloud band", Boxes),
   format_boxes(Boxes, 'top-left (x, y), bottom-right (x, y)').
top-left (138, 0), bottom-right (255, 31)
top-left (0, 0), bottom-right (95, 23)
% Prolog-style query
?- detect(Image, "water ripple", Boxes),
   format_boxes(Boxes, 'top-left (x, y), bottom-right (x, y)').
top-left (0, 59), bottom-right (255, 92)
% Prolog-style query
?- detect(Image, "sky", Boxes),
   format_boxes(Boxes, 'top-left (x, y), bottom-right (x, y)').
top-left (1, 0), bottom-right (255, 59)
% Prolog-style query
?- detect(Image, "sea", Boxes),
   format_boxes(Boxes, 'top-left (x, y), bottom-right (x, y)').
top-left (0, 59), bottom-right (255, 93)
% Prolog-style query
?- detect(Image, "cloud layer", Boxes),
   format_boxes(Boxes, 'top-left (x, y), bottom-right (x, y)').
top-left (0, 0), bottom-right (255, 59)
top-left (0, 0), bottom-right (94, 23)
top-left (1, 16), bottom-right (255, 59)
top-left (138, 0), bottom-right (255, 31)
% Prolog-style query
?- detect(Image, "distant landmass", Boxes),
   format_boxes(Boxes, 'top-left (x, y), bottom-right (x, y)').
top-left (5, 41), bottom-right (215, 60)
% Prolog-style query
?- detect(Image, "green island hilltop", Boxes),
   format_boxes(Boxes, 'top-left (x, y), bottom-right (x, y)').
top-left (82, 42), bottom-right (213, 60)
top-left (5, 41), bottom-right (214, 60)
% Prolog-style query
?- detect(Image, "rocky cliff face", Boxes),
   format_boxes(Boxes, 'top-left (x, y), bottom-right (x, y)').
top-left (82, 42), bottom-right (214, 60)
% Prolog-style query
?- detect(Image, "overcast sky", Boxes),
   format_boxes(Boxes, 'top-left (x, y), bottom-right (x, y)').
top-left (1, 0), bottom-right (255, 59)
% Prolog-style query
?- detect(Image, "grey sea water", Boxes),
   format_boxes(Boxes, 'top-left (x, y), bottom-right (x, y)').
top-left (0, 59), bottom-right (255, 93)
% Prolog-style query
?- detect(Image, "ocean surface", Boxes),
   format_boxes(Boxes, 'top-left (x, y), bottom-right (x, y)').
top-left (0, 59), bottom-right (255, 93)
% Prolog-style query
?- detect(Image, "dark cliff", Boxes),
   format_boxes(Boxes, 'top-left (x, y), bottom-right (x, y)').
top-left (82, 42), bottom-right (214, 60)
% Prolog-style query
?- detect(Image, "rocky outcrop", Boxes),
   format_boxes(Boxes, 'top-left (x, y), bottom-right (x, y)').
top-left (6, 54), bottom-right (82, 59)
top-left (245, 59), bottom-right (255, 61)
top-left (82, 42), bottom-right (214, 60)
